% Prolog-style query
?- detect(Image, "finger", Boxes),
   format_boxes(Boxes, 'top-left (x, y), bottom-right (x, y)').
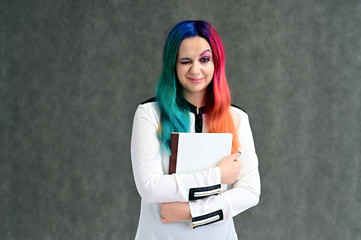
top-left (232, 153), bottom-right (240, 161)
top-left (233, 151), bottom-right (241, 158)
top-left (234, 160), bottom-right (241, 167)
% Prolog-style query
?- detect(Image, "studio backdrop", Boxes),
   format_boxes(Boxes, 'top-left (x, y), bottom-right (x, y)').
top-left (1, 0), bottom-right (360, 239)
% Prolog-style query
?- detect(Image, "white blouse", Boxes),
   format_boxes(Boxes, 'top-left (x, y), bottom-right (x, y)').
top-left (131, 99), bottom-right (261, 240)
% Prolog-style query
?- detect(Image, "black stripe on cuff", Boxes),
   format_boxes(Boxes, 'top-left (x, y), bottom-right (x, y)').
top-left (188, 184), bottom-right (221, 201)
top-left (192, 209), bottom-right (223, 229)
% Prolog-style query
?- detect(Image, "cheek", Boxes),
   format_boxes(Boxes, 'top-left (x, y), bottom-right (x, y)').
top-left (176, 64), bottom-right (186, 77)
top-left (207, 64), bottom-right (215, 78)
top-left (176, 65), bottom-right (182, 80)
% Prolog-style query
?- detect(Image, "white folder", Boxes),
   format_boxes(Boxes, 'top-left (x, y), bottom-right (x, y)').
top-left (169, 132), bottom-right (232, 192)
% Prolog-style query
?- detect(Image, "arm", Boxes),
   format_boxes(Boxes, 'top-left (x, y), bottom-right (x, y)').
top-left (160, 152), bottom-right (241, 224)
top-left (187, 112), bottom-right (260, 228)
top-left (131, 104), bottom-right (222, 203)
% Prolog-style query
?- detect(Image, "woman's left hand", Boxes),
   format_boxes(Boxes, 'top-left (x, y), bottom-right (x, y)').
top-left (160, 202), bottom-right (191, 224)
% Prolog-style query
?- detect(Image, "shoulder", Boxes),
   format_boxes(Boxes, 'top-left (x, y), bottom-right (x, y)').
top-left (140, 97), bottom-right (157, 105)
top-left (230, 104), bottom-right (249, 129)
top-left (231, 103), bottom-right (247, 114)
top-left (134, 97), bottom-right (160, 123)
top-left (138, 97), bottom-right (158, 110)
top-left (138, 97), bottom-right (159, 113)
top-left (230, 103), bottom-right (248, 117)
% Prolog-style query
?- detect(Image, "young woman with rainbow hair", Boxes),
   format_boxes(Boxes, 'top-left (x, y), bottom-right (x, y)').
top-left (131, 20), bottom-right (260, 239)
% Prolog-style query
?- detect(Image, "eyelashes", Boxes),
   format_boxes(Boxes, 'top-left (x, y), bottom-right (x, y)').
top-left (200, 57), bottom-right (211, 63)
top-left (179, 56), bottom-right (211, 64)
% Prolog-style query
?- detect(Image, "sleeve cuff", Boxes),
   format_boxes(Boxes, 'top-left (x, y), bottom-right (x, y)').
top-left (187, 167), bottom-right (222, 201)
top-left (189, 209), bottom-right (224, 229)
top-left (188, 184), bottom-right (221, 200)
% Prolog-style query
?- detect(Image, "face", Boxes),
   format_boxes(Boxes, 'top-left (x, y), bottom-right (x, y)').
top-left (176, 36), bottom-right (215, 103)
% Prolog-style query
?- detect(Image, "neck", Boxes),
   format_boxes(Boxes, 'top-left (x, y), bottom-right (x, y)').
top-left (183, 91), bottom-right (206, 114)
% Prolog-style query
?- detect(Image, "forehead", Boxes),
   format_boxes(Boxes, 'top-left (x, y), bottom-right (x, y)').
top-left (177, 37), bottom-right (211, 56)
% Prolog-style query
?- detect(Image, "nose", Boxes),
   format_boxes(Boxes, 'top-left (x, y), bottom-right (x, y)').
top-left (189, 61), bottom-right (201, 75)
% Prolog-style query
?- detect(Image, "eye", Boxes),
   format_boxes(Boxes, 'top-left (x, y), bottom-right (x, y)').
top-left (200, 57), bottom-right (210, 63)
top-left (179, 60), bottom-right (191, 65)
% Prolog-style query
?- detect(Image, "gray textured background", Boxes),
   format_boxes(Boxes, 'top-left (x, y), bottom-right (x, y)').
top-left (1, 0), bottom-right (360, 239)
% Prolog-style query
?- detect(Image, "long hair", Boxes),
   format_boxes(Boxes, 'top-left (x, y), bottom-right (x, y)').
top-left (156, 20), bottom-right (240, 153)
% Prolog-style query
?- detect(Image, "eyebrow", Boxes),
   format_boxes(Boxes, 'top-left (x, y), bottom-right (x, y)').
top-left (200, 49), bottom-right (212, 56)
top-left (179, 49), bottom-right (212, 61)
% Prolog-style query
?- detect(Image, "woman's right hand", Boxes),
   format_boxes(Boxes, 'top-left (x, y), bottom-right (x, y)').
top-left (218, 152), bottom-right (241, 184)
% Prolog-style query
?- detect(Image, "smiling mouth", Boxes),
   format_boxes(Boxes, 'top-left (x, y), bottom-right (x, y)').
top-left (187, 77), bottom-right (203, 83)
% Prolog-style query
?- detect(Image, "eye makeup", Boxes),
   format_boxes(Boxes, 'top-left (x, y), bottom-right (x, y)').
top-left (178, 49), bottom-right (212, 64)
top-left (199, 56), bottom-right (211, 63)
top-left (179, 57), bottom-right (192, 64)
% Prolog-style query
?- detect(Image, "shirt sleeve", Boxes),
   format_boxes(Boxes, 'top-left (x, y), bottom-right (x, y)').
top-left (131, 104), bottom-right (222, 203)
top-left (188, 112), bottom-right (261, 229)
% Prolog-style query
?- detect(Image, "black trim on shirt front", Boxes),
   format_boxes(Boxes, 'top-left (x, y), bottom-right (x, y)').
top-left (194, 114), bottom-right (202, 133)
top-left (185, 101), bottom-right (207, 133)
top-left (186, 101), bottom-right (207, 115)
top-left (141, 98), bottom-right (245, 112)
top-left (141, 98), bottom-right (248, 133)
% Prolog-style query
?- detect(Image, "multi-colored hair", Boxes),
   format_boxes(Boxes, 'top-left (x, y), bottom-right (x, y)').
top-left (156, 20), bottom-right (240, 153)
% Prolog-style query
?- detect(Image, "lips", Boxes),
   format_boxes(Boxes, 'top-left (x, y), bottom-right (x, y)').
top-left (187, 77), bottom-right (203, 83)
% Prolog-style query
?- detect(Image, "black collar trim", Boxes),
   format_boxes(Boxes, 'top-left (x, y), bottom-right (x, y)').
top-left (186, 101), bottom-right (207, 115)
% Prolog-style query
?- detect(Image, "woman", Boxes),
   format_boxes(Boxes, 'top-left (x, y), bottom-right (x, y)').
top-left (131, 20), bottom-right (260, 240)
